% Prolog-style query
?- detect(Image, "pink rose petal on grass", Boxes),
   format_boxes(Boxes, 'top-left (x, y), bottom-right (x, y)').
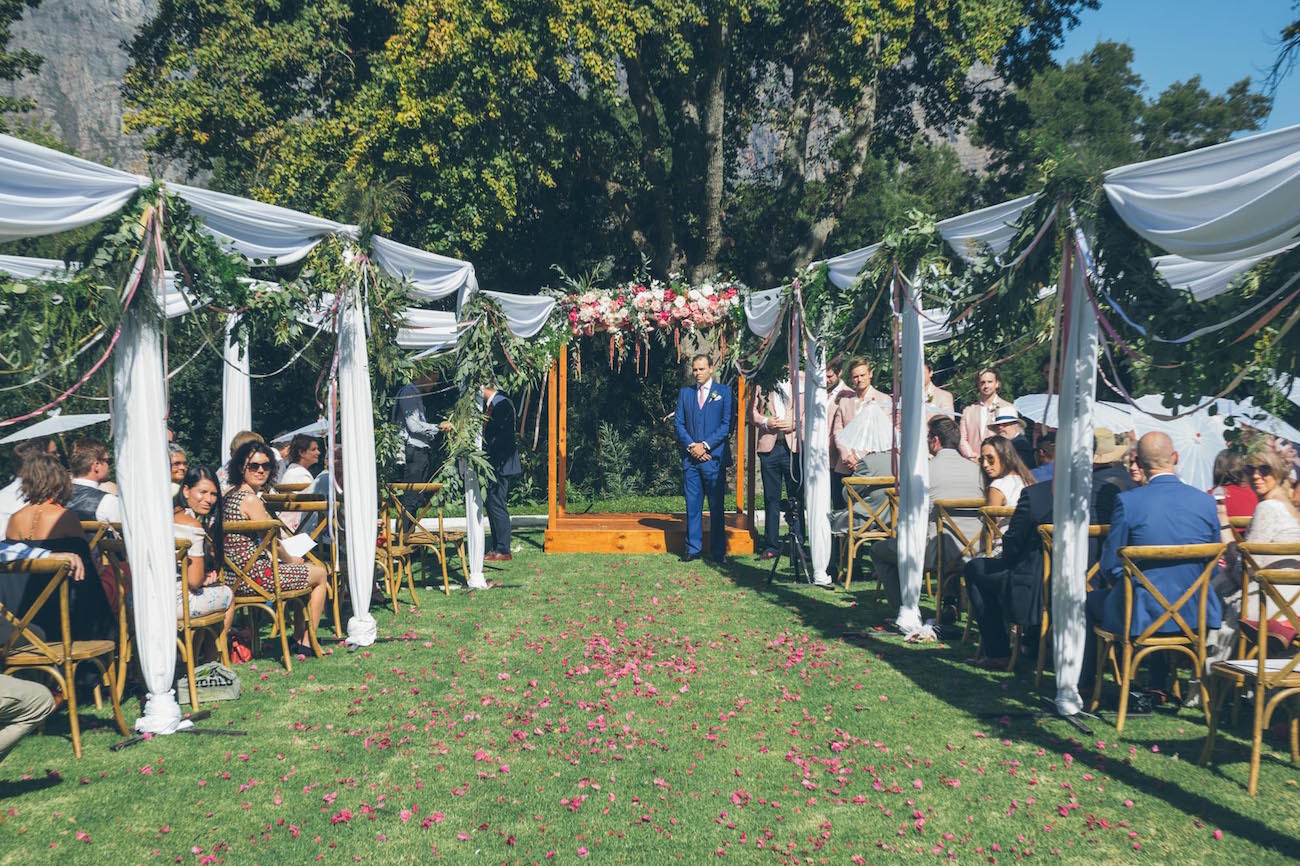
top-left (578, 846), bottom-right (589, 856)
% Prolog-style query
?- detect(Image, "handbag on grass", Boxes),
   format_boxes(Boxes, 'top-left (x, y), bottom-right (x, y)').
top-left (177, 662), bottom-right (242, 705)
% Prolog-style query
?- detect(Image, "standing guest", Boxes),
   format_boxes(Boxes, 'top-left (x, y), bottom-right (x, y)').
top-left (67, 439), bottom-right (123, 524)
top-left (395, 373), bottom-right (448, 515)
top-left (0, 675), bottom-right (54, 766)
top-left (870, 416), bottom-right (984, 619)
top-left (674, 354), bottom-right (733, 563)
top-left (482, 382), bottom-right (522, 562)
top-left (751, 379), bottom-right (802, 559)
top-left (959, 369), bottom-right (1013, 460)
top-left (0, 438), bottom-right (59, 533)
top-left (1085, 432), bottom-right (1221, 693)
top-left (168, 443), bottom-right (188, 497)
top-left (825, 360), bottom-right (852, 508)
top-left (173, 467), bottom-right (235, 660)
top-left (4, 454), bottom-right (112, 642)
top-left (1209, 449), bottom-right (1258, 520)
top-left (830, 359), bottom-right (891, 510)
top-left (222, 441), bottom-right (328, 656)
top-left (830, 402), bottom-right (894, 537)
top-left (987, 410), bottom-right (1036, 470)
top-left (1030, 432), bottom-right (1056, 482)
top-left (923, 359), bottom-right (955, 415)
top-left (825, 360), bottom-right (851, 402)
top-left (216, 431), bottom-right (266, 492)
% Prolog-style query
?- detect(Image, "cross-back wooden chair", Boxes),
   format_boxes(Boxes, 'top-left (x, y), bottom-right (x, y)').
top-left (98, 538), bottom-right (229, 711)
top-left (1200, 542), bottom-right (1300, 794)
top-left (1228, 515), bottom-right (1252, 543)
top-left (0, 557), bottom-right (128, 757)
top-left (967, 505), bottom-right (1017, 649)
top-left (221, 519), bottom-right (322, 672)
top-left (79, 520), bottom-right (120, 552)
top-left (384, 482), bottom-right (464, 597)
top-left (262, 493), bottom-right (344, 637)
top-left (931, 498), bottom-right (986, 618)
top-left (840, 476), bottom-right (896, 591)
top-left (272, 481), bottom-right (310, 494)
top-left (1030, 524), bottom-right (1109, 684)
top-left (1088, 542), bottom-right (1225, 732)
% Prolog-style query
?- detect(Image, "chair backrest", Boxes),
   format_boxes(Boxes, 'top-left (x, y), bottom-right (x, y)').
top-left (1118, 543), bottom-right (1226, 643)
top-left (80, 520), bottom-right (118, 550)
top-left (1229, 515), bottom-right (1251, 543)
top-left (1241, 543), bottom-right (1300, 682)
top-left (1038, 523), bottom-right (1110, 590)
top-left (262, 493), bottom-right (335, 569)
top-left (220, 520), bottom-right (283, 601)
top-left (843, 476), bottom-right (896, 538)
top-left (99, 537), bottom-right (192, 622)
top-left (0, 558), bottom-right (71, 661)
top-left (384, 483), bottom-right (444, 546)
top-left (979, 506), bottom-right (1016, 556)
top-left (273, 482), bottom-right (310, 494)
top-left (934, 498), bottom-right (986, 562)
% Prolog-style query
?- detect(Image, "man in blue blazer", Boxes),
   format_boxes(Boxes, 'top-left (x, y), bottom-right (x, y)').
top-left (674, 354), bottom-right (733, 562)
top-left (1086, 431), bottom-right (1222, 688)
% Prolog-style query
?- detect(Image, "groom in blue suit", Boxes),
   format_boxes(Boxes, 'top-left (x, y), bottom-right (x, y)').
top-left (674, 354), bottom-right (733, 562)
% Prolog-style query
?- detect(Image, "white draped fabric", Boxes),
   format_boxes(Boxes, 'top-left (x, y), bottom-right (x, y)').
top-left (220, 315), bottom-right (252, 457)
top-left (483, 290), bottom-right (557, 339)
top-left (1050, 241), bottom-right (1095, 717)
top-left (462, 393), bottom-right (488, 590)
top-left (825, 243), bottom-right (882, 289)
top-left (0, 254), bottom-right (74, 280)
top-left (113, 284), bottom-right (189, 733)
top-left (937, 193), bottom-right (1039, 263)
top-left (337, 277), bottom-right (378, 646)
top-left (0, 134), bottom-right (145, 240)
top-left (800, 341), bottom-right (833, 585)
top-left (1153, 252), bottom-right (1273, 301)
top-left (895, 278), bottom-right (927, 632)
top-left (371, 235), bottom-right (474, 301)
top-left (171, 184), bottom-right (358, 266)
top-left (397, 308), bottom-right (459, 349)
top-left (743, 288), bottom-right (785, 339)
top-left (1103, 123), bottom-right (1300, 261)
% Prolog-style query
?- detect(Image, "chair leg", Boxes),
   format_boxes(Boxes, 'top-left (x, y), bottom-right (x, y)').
top-left (331, 574), bottom-right (343, 638)
top-left (183, 631), bottom-right (200, 711)
top-left (440, 545), bottom-right (451, 597)
top-left (305, 600), bottom-right (324, 658)
top-left (1035, 620), bottom-right (1050, 687)
top-left (218, 625), bottom-right (231, 667)
top-left (1115, 643), bottom-right (1134, 733)
top-left (1199, 678), bottom-right (1230, 766)
top-left (1290, 712), bottom-right (1299, 765)
top-left (276, 606), bottom-right (294, 673)
top-left (65, 662), bottom-right (83, 759)
top-left (405, 557), bottom-right (420, 607)
top-left (106, 660), bottom-right (129, 735)
top-left (1089, 639), bottom-right (1108, 712)
top-left (1248, 684), bottom-right (1267, 795)
top-left (92, 682), bottom-right (104, 711)
top-left (844, 538), bottom-right (855, 592)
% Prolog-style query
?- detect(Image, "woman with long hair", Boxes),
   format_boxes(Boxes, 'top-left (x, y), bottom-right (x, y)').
top-left (979, 435), bottom-right (1036, 554)
top-left (174, 466), bottom-right (235, 661)
top-left (1210, 448), bottom-right (1258, 520)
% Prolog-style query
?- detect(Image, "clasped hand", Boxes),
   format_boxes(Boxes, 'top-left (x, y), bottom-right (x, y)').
top-left (688, 442), bottom-right (712, 461)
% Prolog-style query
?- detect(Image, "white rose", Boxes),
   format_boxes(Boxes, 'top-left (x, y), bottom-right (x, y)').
top-left (674, 295), bottom-right (687, 309)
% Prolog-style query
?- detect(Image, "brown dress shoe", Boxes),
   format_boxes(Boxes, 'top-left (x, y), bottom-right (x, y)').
top-left (484, 552), bottom-right (512, 562)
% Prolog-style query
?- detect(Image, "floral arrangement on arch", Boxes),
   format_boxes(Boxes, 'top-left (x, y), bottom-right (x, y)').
top-left (557, 275), bottom-right (747, 368)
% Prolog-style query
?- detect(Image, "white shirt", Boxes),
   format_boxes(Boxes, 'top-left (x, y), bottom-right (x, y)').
top-left (0, 478), bottom-right (26, 538)
top-left (74, 477), bottom-right (123, 524)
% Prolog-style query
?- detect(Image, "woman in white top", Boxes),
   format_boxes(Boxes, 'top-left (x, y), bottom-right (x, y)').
top-left (979, 435), bottom-right (1036, 555)
top-left (173, 467), bottom-right (235, 661)
top-left (278, 435), bottom-right (321, 530)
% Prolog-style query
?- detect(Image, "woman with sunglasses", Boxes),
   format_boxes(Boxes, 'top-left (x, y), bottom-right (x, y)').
top-left (174, 466), bottom-right (236, 662)
top-left (222, 440), bottom-right (328, 656)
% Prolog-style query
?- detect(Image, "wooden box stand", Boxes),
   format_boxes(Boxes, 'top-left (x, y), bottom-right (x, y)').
top-left (544, 345), bottom-right (758, 555)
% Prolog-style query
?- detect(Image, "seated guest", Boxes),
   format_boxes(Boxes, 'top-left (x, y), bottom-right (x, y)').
top-left (1030, 433), bottom-right (1055, 482)
top-left (0, 540), bottom-right (85, 645)
top-left (1209, 448), bottom-right (1258, 520)
top-left (4, 454), bottom-right (113, 642)
top-left (174, 467), bottom-right (235, 660)
top-left (0, 674), bottom-right (54, 766)
top-left (988, 410), bottom-right (1035, 470)
top-left (1085, 432), bottom-right (1221, 692)
top-left (0, 438), bottom-right (59, 534)
top-left (870, 416), bottom-right (983, 624)
top-left (751, 379), bottom-right (802, 558)
top-left (67, 439), bottom-right (123, 524)
top-left (278, 435), bottom-right (322, 531)
top-left (978, 435), bottom-right (1035, 550)
top-left (216, 431), bottom-right (266, 492)
top-left (963, 478), bottom-right (1054, 668)
top-left (168, 443), bottom-right (188, 498)
top-left (299, 449), bottom-right (343, 543)
top-left (959, 369), bottom-right (1013, 460)
top-left (223, 440), bottom-right (328, 656)
top-left (1091, 428), bottom-right (1135, 527)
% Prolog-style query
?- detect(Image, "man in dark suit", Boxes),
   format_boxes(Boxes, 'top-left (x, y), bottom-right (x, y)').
top-left (674, 354), bottom-right (733, 562)
top-left (1085, 431), bottom-right (1221, 689)
top-left (482, 383), bottom-right (522, 562)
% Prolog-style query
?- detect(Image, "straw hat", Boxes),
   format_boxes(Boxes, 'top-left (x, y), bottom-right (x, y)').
top-left (1093, 427), bottom-right (1130, 464)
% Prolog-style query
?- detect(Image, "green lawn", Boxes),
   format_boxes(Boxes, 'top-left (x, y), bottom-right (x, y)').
top-left (2, 530), bottom-right (1297, 864)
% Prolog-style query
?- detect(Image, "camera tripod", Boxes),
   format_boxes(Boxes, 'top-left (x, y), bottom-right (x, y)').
top-left (766, 498), bottom-right (812, 585)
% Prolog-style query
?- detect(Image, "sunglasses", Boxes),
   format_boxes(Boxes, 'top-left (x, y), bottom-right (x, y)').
top-left (246, 460), bottom-right (272, 473)
top-left (1251, 464), bottom-right (1275, 478)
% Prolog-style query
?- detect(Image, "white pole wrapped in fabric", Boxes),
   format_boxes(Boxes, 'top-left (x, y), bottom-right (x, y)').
top-left (221, 314), bottom-right (251, 456)
top-left (338, 273), bottom-right (377, 646)
top-left (464, 454), bottom-right (488, 590)
top-left (801, 340), bottom-right (833, 585)
top-left (1050, 236), bottom-right (1095, 716)
top-left (112, 270), bottom-right (187, 733)
top-left (895, 275), bottom-right (928, 632)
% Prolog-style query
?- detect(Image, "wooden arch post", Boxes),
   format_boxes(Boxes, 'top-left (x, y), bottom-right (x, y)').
top-left (544, 346), bottom-right (758, 554)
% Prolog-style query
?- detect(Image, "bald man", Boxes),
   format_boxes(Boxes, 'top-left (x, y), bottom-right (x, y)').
top-left (1085, 431), bottom-right (1221, 691)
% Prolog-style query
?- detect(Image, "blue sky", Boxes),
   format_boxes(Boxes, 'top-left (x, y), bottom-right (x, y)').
top-left (1054, 1), bottom-right (1298, 132)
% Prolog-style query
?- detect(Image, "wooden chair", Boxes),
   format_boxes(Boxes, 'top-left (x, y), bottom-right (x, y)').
top-left (272, 482), bottom-right (310, 494)
top-left (384, 483), bottom-right (464, 597)
top-left (840, 475), bottom-right (896, 591)
top-left (1200, 543), bottom-right (1300, 794)
top-left (1228, 515), bottom-right (1252, 542)
top-left (1088, 542), bottom-right (1225, 732)
top-left (262, 493), bottom-right (344, 637)
top-left (969, 506), bottom-right (1017, 650)
top-left (98, 538), bottom-right (229, 711)
top-left (0, 557), bottom-right (129, 757)
top-left (221, 519), bottom-right (322, 672)
top-left (1030, 524), bottom-right (1109, 684)
top-left (79, 520), bottom-right (119, 551)
top-left (931, 498), bottom-right (985, 620)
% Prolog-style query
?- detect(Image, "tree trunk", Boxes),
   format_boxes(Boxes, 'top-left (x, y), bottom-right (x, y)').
top-left (624, 49), bottom-right (677, 276)
top-left (690, 16), bottom-right (729, 283)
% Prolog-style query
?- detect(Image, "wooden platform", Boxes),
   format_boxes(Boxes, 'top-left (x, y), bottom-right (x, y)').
top-left (544, 512), bottom-right (757, 555)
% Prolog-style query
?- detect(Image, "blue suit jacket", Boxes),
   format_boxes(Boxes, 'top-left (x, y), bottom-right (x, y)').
top-left (1098, 473), bottom-right (1222, 636)
top-left (674, 381), bottom-right (733, 469)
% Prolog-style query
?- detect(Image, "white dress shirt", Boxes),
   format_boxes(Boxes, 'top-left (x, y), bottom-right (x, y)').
top-left (0, 477), bottom-right (26, 538)
top-left (73, 477), bottom-right (123, 524)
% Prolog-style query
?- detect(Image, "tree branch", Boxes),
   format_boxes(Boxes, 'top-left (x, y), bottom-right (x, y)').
top-left (624, 47), bottom-right (677, 275)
